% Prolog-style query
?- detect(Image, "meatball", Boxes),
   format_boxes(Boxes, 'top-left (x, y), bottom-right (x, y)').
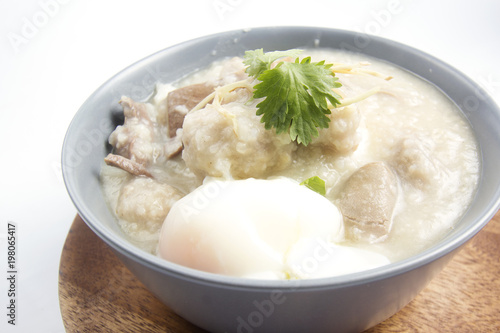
top-left (116, 177), bottom-right (183, 235)
top-left (181, 101), bottom-right (296, 179)
top-left (311, 105), bottom-right (362, 154)
top-left (393, 136), bottom-right (449, 190)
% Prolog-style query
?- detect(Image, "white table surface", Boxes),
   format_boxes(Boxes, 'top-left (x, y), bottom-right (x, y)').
top-left (0, 0), bottom-right (499, 332)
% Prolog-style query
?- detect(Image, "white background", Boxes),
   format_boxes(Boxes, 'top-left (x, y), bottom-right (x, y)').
top-left (0, 0), bottom-right (499, 332)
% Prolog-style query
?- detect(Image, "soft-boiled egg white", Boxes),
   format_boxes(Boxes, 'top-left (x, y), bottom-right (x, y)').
top-left (157, 178), bottom-right (389, 279)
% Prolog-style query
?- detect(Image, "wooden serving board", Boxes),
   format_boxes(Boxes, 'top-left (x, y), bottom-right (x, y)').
top-left (59, 212), bottom-right (500, 332)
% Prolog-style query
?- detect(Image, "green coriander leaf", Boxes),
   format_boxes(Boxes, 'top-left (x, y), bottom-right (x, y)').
top-left (243, 49), bottom-right (303, 78)
top-left (300, 176), bottom-right (326, 196)
top-left (252, 56), bottom-right (342, 145)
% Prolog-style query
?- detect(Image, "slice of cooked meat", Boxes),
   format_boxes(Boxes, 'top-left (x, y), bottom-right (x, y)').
top-left (104, 153), bottom-right (152, 178)
top-left (121, 96), bottom-right (152, 124)
top-left (339, 162), bottom-right (398, 243)
top-left (164, 134), bottom-right (183, 159)
top-left (108, 97), bottom-right (156, 165)
top-left (166, 83), bottom-right (215, 137)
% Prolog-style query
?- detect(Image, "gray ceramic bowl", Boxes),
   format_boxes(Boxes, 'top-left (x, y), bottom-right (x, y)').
top-left (62, 27), bottom-right (500, 333)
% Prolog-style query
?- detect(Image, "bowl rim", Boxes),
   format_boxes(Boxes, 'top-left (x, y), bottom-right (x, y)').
top-left (62, 26), bottom-right (500, 291)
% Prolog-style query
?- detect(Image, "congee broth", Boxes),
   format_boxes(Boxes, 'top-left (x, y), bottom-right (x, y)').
top-left (100, 48), bottom-right (479, 280)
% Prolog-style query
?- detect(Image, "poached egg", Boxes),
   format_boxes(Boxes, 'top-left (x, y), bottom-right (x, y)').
top-left (158, 177), bottom-right (389, 279)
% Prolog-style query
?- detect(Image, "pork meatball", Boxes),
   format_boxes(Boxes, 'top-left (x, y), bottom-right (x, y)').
top-left (311, 105), bottom-right (362, 154)
top-left (181, 101), bottom-right (296, 179)
top-left (116, 177), bottom-right (183, 243)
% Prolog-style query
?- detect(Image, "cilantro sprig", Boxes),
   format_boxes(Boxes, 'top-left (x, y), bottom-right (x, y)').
top-left (244, 49), bottom-right (342, 145)
top-left (300, 176), bottom-right (326, 196)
